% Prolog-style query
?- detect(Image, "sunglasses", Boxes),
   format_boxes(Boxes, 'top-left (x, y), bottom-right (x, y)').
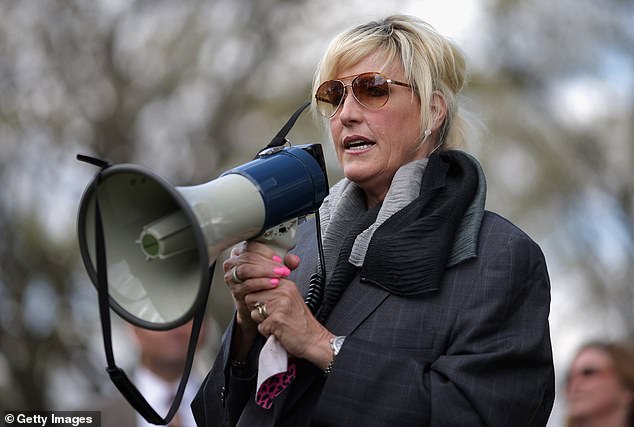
top-left (315, 72), bottom-right (413, 118)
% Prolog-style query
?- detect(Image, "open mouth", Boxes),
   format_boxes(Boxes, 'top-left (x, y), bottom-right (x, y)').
top-left (344, 136), bottom-right (375, 151)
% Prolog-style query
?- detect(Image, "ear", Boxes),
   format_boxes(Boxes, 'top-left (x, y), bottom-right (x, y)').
top-left (429, 91), bottom-right (448, 132)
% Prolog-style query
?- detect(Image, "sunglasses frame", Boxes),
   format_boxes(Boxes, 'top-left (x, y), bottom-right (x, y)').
top-left (315, 72), bottom-right (413, 118)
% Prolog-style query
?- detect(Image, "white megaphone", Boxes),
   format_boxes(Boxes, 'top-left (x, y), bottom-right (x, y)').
top-left (77, 144), bottom-right (329, 330)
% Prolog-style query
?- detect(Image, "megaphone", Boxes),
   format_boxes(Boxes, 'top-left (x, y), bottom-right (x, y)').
top-left (77, 144), bottom-right (329, 330)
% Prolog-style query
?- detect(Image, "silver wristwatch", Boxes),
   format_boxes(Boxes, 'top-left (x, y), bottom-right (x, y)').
top-left (330, 335), bottom-right (346, 356)
top-left (324, 336), bottom-right (346, 376)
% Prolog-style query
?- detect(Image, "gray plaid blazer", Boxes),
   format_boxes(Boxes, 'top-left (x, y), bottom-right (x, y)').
top-left (192, 211), bottom-right (555, 426)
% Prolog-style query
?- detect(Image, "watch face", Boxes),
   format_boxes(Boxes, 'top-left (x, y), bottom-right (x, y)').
top-left (332, 336), bottom-right (345, 355)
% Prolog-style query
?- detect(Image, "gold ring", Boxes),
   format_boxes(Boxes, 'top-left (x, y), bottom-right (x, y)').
top-left (254, 302), bottom-right (268, 320)
top-left (231, 266), bottom-right (243, 284)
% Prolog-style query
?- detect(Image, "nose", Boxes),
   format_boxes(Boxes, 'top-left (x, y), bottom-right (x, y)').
top-left (337, 84), bottom-right (363, 123)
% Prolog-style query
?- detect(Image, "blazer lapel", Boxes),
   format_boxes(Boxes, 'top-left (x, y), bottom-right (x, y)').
top-left (324, 275), bottom-right (390, 334)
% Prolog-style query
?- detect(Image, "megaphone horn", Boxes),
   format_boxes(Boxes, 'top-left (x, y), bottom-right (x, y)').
top-left (77, 144), bottom-right (329, 330)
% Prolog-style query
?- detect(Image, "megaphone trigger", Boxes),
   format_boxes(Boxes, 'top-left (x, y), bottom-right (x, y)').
top-left (256, 218), bottom-right (299, 260)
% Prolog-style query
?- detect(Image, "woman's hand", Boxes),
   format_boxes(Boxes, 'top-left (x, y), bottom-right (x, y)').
top-left (245, 278), bottom-right (334, 370)
top-left (223, 240), bottom-right (298, 359)
top-left (224, 240), bottom-right (334, 369)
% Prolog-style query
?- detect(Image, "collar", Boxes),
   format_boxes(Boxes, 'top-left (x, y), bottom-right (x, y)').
top-left (447, 151), bottom-right (486, 267)
top-left (134, 366), bottom-right (200, 427)
top-left (320, 150), bottom-right (486, 270)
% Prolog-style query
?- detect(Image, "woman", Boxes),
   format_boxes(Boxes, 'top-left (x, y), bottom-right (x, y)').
top-left (192, 15), bottom-right (555, 426)
top-left (566, 341), bottom-right (634, 427)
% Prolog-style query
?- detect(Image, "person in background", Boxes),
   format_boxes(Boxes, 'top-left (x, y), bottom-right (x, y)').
top-left (565, 341), bottom-right (634, 427)
top-left (192, 14), bottom-right (555, 426)
top-left (89, 320), bottom-right (211, 427)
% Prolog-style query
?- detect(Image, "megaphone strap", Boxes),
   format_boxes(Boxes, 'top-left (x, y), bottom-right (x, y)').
top-left (92, 188), bottom-right (209, 426)
top-left (263, 101), bottom-right (311, 149)
top-left (76, 154), bottom-right (111, 169)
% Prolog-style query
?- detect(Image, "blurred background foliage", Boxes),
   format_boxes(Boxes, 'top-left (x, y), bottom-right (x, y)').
top-left (0, 0), bottom-right (631, 425)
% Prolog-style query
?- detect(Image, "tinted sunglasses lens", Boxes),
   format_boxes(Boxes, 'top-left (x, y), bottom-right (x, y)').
top-left (316, 80), bottom-right (344, 117)
top-left (353, 73), bottom-right (389, 108)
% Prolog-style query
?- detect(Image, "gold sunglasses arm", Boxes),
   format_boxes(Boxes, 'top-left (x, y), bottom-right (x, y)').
top-left (386, 79), bottom-right (413, 89)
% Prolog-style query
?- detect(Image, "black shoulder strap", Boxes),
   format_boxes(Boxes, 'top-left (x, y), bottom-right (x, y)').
top-left (85, 157), bottom-right (208, 425)
top-left (264, 101), bottom-right (310, 149)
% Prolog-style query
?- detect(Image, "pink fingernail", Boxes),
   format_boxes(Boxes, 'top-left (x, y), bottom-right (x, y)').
top-left (274, 267), bottom-right (290, 277)
top-left (272, 255), bottom-right (283, 263)
top-left (270, 278), bottom-right (280, 286)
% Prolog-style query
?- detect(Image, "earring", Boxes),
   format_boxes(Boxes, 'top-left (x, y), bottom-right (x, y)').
top-left (413, 129), bottom-right (434, 153)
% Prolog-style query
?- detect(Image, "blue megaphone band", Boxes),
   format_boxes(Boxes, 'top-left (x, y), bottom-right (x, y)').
top-left (224, 144), bottom-right (329, 231)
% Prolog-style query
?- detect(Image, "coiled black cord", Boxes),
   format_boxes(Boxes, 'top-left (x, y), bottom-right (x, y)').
top-left (304, 211), bottom-right (326, 315)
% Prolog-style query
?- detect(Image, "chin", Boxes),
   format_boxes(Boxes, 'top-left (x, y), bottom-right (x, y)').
top-left (343, 164), bottom-right (374, 182)
top-left (567, 404), bottom-right (597, 420)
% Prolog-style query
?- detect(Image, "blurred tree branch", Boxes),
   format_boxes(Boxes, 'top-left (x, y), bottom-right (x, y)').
top-left (479, 0), bottom-right (634, 338)
top-left (0, 0), bottom-right (310, 409)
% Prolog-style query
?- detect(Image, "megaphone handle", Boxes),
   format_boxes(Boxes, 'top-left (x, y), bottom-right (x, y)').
top-left (255, 218), bottom-right (298, 260)
top-left (255, 216), bottom-right (325, 314)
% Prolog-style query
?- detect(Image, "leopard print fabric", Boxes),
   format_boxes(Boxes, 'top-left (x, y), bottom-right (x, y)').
top-left (255, 361), bottom-right (297, 409)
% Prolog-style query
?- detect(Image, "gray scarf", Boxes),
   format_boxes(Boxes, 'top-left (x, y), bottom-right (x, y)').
top-left (319, 159), bottom-right (428, 282)
top-left (318, 151), bottom-right (487, 284)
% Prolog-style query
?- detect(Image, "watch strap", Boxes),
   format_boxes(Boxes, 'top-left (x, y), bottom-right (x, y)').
top-left (323, 336), bottom-right (346, 376)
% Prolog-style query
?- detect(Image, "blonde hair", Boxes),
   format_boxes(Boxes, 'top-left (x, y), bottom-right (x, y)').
top-left (312, 15), bottom-right (476, 151)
